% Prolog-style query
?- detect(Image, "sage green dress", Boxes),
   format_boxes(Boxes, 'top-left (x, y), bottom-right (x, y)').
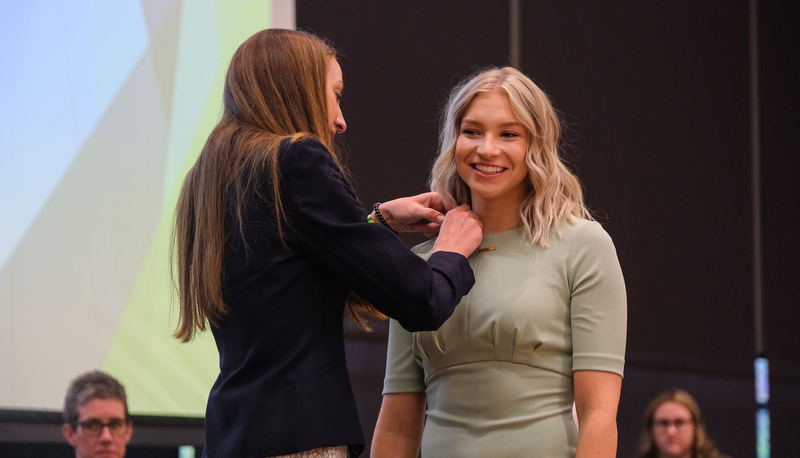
top-left (383, 220), bottom-right (627, 457)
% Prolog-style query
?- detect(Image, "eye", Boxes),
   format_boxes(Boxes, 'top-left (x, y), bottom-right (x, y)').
top-left (81, 419), bottom-right (103, 432)
top-left (461, 128), bottom-right (479, 136)
top-left (108, 418), bottom-right (126, 428)
top-left (501, 131), bottom-right (521, 138)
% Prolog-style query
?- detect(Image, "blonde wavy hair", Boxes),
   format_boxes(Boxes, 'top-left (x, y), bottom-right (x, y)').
top-left (430, 66), bottom-right (591, 246)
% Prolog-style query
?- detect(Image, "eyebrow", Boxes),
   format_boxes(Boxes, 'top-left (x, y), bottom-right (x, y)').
top-left (461, 119), bottom-right (524, 128)
top-left (80, 416), bottom-right (127, 420)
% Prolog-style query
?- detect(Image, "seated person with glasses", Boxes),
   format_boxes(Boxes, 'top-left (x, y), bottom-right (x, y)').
top-left (62, 370), bottom-right (132, 458)
top-left (638, 388), bottom-right (729, 458)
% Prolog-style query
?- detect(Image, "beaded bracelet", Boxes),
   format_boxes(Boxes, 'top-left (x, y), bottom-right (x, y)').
top-left (373, 202), bottom-right (398, 234)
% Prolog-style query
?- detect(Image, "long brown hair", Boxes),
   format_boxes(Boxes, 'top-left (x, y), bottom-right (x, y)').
top-left (172, 29), bottom-right (375, 343)
top-left (638, 389), bottom-right (727, 458)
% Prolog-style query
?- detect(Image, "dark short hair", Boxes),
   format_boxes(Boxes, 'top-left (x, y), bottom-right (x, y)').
top-left (62, 370), bottom-right (128, 424)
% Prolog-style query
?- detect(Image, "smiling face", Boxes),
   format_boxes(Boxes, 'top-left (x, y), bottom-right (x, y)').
top-left (62, 397), bottom-right (132, 458)
top-left (651, 401), bottom-right (695, 458)
top-left (326, 58), bottom-right (346, 140)
top-left (455, 91), bottom-right (530, 212)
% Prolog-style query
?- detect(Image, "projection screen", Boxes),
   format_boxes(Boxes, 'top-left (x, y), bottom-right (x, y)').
top-left (0, 0), bottom-right (294, 417)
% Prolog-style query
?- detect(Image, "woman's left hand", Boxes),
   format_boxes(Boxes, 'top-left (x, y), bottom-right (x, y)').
top-left (374, 192), bottom-right (455, 237)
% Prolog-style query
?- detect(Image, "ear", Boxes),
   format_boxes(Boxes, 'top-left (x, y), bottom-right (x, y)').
top-left (62, 423), bottom-right (78, 447)
top-left (123, 421), bottom-right (133, 444)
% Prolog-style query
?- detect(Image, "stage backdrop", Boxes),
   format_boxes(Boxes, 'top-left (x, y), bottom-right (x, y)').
top-left (0, 0), bottom-right (294, 417)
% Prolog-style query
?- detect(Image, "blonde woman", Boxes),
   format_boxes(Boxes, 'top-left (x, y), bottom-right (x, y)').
top-left (372, 67), bottom-right (627, 457)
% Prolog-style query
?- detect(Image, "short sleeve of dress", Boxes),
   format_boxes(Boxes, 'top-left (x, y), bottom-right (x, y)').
top-left (383, 318), bottom-right (426, 394)
top-left (569, 221), bottom-right (627, 376)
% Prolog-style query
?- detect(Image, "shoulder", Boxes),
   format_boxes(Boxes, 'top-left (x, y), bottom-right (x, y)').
top-left (557, 219), bottom-right (621, 266)
top-left (276, 137), bottom-right (358, 210)
top-left (562, 219), bottom-right (623, 280)
top-left (279, 136), bottom-right (334, 165)
top-left (563, 218), bottom-right (614, 246)
top-left (278, 137), bottom-right (345, 182)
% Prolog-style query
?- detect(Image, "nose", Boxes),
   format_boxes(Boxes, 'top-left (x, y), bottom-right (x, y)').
top-left (477, 135), bottom-right (499, 157)
top-left (98, 425), bottom-right (113, 442)
top-left (334, 109), bottom-right (347, 134)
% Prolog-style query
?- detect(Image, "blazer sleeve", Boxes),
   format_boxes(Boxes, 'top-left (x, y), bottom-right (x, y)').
top-left (278, 138), bottom-right (475, 332)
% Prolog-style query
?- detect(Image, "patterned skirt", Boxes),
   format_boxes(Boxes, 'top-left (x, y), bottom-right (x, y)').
top-left (265, 445), bottom-right (348, 458)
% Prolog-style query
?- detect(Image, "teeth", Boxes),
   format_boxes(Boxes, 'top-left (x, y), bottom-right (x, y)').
top-left (475, 164), bottom-right (504, 174)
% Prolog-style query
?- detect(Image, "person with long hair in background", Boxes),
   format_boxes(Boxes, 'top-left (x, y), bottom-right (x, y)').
top-left (173, 29), bottom-right (482, 458)
top-left (372, 66), bottom-right (627, 457)
top-left (639, 389), bottom-right (729, 458)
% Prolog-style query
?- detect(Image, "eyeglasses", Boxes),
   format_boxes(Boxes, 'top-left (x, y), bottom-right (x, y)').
top-left (653, 418), bottom-right (693, 431)
top-left (71, 418), bottom-right (130, 437)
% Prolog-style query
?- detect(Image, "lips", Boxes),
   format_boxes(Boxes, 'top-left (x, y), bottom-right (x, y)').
top-left (473, 164), bottom-right (506, 174)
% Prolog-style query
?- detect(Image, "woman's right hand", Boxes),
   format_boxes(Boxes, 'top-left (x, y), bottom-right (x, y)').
top-left (431, 205), bottom-right (483, 258)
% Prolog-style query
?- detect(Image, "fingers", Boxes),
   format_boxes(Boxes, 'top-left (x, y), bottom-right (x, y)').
top-left (401, 201), bottom-right (445, 226)
top-left (376, 195), bottom-right (468, 236)
top-left (420, 207), bottom-right (445, 224)
top-left (431, 205), bottom-right (483, 257)
top-left (418, 191), bottom-right (455, 213)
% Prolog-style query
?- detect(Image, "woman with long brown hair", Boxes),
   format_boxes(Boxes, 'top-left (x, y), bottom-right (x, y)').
top-left (173, 29), bottom-right (482, 458)
top-left (639, 389), bottom-right (729, 458)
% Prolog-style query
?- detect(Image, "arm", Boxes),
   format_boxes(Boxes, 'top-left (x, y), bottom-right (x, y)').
top-left (573, 370), bottom-right (622, 457)
top-left (375, 319), bottom-right (427, 457)
top-left (371, 393), bottom-right (426, 458)
top-left (281, 139), bottom-right (477, 331)
top-left (569, 222), bottom-right (626, 456)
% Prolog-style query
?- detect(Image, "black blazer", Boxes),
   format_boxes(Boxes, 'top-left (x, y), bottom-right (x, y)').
top-left (202, 138), bottom-right (474, 457)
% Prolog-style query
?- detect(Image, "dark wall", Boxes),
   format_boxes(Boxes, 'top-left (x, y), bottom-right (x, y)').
top-left (758, 0), bottom-right (800, 455)
top-left (298, 1), bottom-right (513, 210)
top-left (297, 1), bottom-right (800, 457)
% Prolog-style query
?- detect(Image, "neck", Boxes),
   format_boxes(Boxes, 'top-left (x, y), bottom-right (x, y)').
top-left (470, 195), bottom-right (522, 235)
